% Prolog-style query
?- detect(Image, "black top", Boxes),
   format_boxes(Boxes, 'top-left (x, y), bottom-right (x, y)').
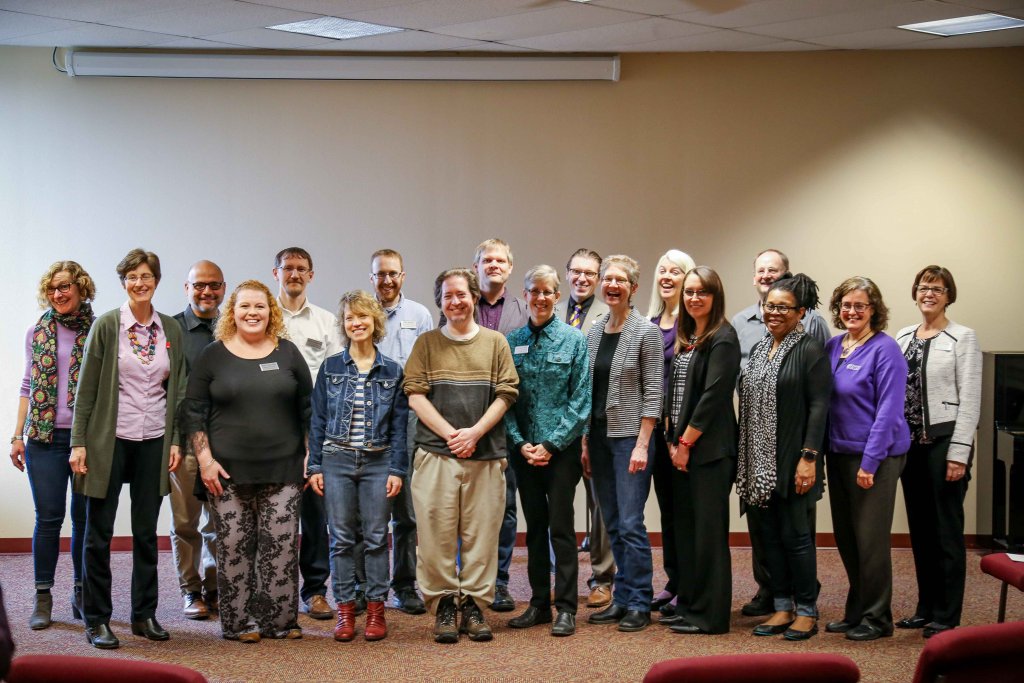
top-left (173, 307), bottom-right (217, 373)
top-left (179, 339), bottom-right (312, 486)
top-left (592, 331), bottom-right (620, 423)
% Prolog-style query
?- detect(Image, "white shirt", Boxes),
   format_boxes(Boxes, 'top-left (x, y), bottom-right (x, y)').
top-left (279, 297), bottom-right (344, 380)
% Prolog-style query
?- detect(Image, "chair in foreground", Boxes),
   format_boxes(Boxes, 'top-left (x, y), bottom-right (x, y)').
top-left (643, 653), bottom-right (860, 683)
top-left (7, 654), bottom-right (207, 683)
top-left (979, 552), bottom-right (1024, 622)
top-left (911, 620), bottom-right (1024, 683)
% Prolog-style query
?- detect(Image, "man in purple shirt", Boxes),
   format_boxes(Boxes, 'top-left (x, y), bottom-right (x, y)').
top-left (470, 238), bottom-right (528, 612)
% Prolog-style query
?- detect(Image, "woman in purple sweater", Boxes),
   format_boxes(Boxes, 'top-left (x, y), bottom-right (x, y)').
top-left (823, 276), bottom-right (910, 642)
top-left (10, 261), bottom-right (95, 630)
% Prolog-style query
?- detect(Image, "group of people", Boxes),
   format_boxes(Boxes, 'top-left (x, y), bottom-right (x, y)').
top-left (9, 240), bottom-right (981, 650)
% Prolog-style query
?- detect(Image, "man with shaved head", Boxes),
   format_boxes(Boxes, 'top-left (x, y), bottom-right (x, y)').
top-left (171, 260), bottom-right (226, 620)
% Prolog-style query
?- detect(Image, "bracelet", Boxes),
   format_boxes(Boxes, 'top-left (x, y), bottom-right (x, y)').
top-left (678, 438), bottom-right (695, 448)
top-left (10, 435), bottom-right (23, 444)
top-left (199, 459), bottom-right (217, 470)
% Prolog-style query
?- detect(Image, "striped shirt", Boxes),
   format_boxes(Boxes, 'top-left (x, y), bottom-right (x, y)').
top-left (347, 371), bottom-right (369, 447)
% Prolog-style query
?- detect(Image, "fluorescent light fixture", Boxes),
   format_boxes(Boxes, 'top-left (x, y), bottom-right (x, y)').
top-left (61, 50), bottom-right (620, 81)
top-left (898, 12), bottom-right (1024, 36)
top-left (267, 16), bottom-right (404, 41)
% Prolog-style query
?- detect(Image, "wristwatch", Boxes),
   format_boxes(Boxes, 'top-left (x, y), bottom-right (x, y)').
top-left (10, 435), bottom-right (23, 444)
top-left (800, 448), bottom-right (818, 463)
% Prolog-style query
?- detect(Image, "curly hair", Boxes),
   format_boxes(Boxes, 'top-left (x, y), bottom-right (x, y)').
top-left (337, 290), bottom-right (387, 345)
top-left (36, 260), bottom-right (96, 308)
top-left (215, 280), bottom-right (287, 345)
top-left (829, 276), bottom-right (889, 331)
top-left (768, 273), bottom-right (820, 311)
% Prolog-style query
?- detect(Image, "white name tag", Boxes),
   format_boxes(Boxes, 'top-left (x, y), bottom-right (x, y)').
top-left (846, 364), bottom-right (861, 371)
top-left (514, 345), bottom-right (529, 355)
top-left (400, 320), bottom-right (417, 329)
top-left (260, 362), bottom-right (280, 372)
top-left (306, 337), bottom-right (323, 350)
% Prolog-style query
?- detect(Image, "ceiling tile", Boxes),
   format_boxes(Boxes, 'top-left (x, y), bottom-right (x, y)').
top-left (621, 27), bottom-right (781, 51)
top-left (0, 10), bottom-right (77, 39)
top-left (10, 24), bottom-right (181, 47)
top-left (667, 0), bottom-right (898, 29)
top-left (243, 0), bottom-right (418, 13)
top-left (432, 4), bottom-right (639, 41)
top-left (148, 36), bottom-right (250, 47)
top-left (941, 0), bottom-right (1024, 12)
top-left (343, 0), bottom-right (545, 31)
top-left (589, 0), bottom-right (712, 15)
top-left (811, 26), bottom-right (940, 48)
top-left (205, 26), bottom-right (339, 48)
top-left (436, 41), bottom-right (542, 52)
top-left (315, 29), bottom-right (479, 51)
top-left (506, 16), bottom-right (715, 51)
top-left (741, 1), bottom-right (974, 40)
top-left (113, 0), bottom-right (318, 37)
top-left (0, 0), bottom-right (209, 23)
top-left (737, 39), bottom-right (831, 50)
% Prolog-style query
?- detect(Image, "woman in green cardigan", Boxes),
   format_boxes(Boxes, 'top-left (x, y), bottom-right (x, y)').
top-left (70, 248), bottom-right (186, 650)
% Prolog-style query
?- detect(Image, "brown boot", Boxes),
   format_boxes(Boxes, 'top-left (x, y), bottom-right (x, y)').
top-left (333, 602), bottom-right (356, 642)
top-left (365, 601), bottom-right (387, 641)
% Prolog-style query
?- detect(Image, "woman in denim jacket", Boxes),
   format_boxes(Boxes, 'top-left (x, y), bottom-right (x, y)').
top-left (307, 290), bottom-right (409, 643)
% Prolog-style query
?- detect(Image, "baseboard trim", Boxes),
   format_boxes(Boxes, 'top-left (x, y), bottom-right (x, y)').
top-left (0, 533), bottom-right (990, 554)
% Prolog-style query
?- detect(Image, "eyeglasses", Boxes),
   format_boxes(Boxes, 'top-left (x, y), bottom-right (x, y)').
top-left (371, 271), bottom-right (403, 282)
top-left (915, 285), bottom-right (948, 295)
top-left (125, 274), bottom-right (155, 284)
top-left (190, 281), bottom-right (224, 291)
top-left (683, 289), bottom-right (711, 299)
top-left (840, 302), bottom-right (872, 313)
top-left (601, 276), bottom-right (630, 286)
top-left (279, 266), bottom-right (310, 275)
top-left (46, 283), bottom-right (74, 295)
top-left (527, 288), bottom-right (556, 298)
top-left (569, 268), bottom-right (598, 281)
top-left (762, 303), bottom-right (796, 314)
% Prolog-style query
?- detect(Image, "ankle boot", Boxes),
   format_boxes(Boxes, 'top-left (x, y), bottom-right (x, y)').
top-left (72, 584), bottom-right (83, 620)
top-left (333, 601), bottom-right (356, 642)
top-left (365, 601), bottom-right (387, 641)
top-left (30, 592), bottom-right (53, 630)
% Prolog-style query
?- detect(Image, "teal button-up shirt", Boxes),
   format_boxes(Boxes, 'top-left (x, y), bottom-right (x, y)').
top-left (504, 318), bottom-right (591, 452)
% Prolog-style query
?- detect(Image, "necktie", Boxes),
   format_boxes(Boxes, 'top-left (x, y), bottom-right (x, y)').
top-left (569, 304), bottom-right (584, 329)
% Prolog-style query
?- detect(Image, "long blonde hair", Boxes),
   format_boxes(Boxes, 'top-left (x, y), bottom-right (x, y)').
top-left (646, 249), bottom-right (696, 319)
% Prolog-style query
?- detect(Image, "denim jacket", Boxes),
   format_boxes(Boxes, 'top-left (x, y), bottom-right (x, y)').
top-left (308, 347), bottom-right (409, 477)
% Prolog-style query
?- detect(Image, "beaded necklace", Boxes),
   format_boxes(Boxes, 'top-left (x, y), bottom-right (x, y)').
top-left (128, 322), bottom-right (158, 364)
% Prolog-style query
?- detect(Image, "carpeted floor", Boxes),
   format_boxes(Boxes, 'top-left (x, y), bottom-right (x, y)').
top-left (1, 547), bottom-right (1019, 682)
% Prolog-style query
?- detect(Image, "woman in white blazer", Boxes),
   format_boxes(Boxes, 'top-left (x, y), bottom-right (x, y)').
top-left (894, 265), bottom-right (981, 640)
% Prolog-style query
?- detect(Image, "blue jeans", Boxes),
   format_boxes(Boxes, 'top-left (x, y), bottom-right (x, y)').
top-left (496, 463), bottom-right (517, 587)
top-left (25, 429), bottom-right (86, 589)
top-left (588, 428), bottom-right (654, 612)
top-left (322, 446), bottom-right (392, 603)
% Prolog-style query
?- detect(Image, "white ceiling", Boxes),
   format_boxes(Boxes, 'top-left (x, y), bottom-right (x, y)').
top-left (1, 0), bottom-right (1023, 52)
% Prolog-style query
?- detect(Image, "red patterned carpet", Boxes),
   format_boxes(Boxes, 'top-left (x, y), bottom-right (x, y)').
top-left (1, 547), bottom-right (1019, 682)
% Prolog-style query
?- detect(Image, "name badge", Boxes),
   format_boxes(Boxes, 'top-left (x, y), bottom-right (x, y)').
top-left (260, 362), bottom-right (280, 372)
top-left (400, 320), bottom-right (417, 330)
top-left (846, 364), bottom-right (861, 371)
top-left (514, 345), bottom-right (529, 355)
top-left (306, 337), bottom-right (323, 350)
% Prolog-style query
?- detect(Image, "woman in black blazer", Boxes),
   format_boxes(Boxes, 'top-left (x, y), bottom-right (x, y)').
top-left (664, 266), bottom-right (740, 635)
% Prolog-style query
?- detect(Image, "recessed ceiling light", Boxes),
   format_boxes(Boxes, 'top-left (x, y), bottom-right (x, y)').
top-left (898, 12), bottom-right (1024, 37)
top-left (267, 17), bottom-right (404, 41)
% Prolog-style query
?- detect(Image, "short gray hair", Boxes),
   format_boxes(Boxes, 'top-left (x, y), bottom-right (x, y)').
top-left (523, 265), bottom-right (560, 292)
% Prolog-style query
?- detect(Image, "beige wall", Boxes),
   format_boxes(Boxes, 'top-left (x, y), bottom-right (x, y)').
top-left (2, 46), bottom-right (1023, 540)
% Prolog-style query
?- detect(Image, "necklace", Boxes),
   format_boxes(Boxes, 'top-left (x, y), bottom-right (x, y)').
top-left (840, 329), bottom-right (873, 359)
top-left (128, 323), bottom-right (158, 364)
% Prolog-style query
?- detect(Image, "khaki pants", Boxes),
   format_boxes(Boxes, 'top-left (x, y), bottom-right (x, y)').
top-left (410, 448), bottom-right (506, 614)
top-left (169, 453), bottom-right (218, 594)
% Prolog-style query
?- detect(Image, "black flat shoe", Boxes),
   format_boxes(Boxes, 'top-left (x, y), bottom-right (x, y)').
top-left (617, 610), bottom-right (650, 632)
top-left (846, 624), bottom-right (890, 641)
top-left (86, 623), bottom-right (120, 649)
top-left (670, 622), bottom-right (710, 635)
top-left (784, 623), bottom-right (819, 641)
top-left (551, 611), bottom-right (576, 637)
top-left (896, 615), bottom-right (929, 629)
top-left (131, 617), bottom-right (170, 641)
top-left (508, 605), bottom-right (552, 628)
top-left (658, 614), bottom-right (686, 625)
top-left (752, 620), bottom-right (794, 636)
top-left (825, 620), bottom-right (854, 634)
top-left (923, 623), bottom-right (954, 639)
top-left (588, 603), bottom-right (627, 624)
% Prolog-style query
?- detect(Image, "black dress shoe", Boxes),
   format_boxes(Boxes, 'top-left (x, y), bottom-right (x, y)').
top-left (752, 620), bottom-right (794, 636)
top-left (923, 623), bottom-right (954, 639)
top-left (86, 623), bottom-right (120, 649)
top-left (393, 588), bottom-right (427, 615)
top-left (651, 594), bottom-right (674, 611)
top-left (617, 610), bottom-right (650, 632)
top-left (896, 615), bottom-right (929, 629)
top-left (659, 602), bottom-right (676, 616)
top-left (825, 620), bottom-right (854, 634)
top-left (588, 603), bottom-right (627, 624)
top-left (551, 611), bottom-right (576, 637)
top-left (846, 624), bottom-right (890, 641)
top-left (508, 605), bottom-right (552, 628)
top-left (670, 622), bottom-right (710, 635)
top-left (784, 623), bottom-right (819, 641)
top-left (131, 617), bottom-right (170, 641)
top-left (489, 585), bottom-right (515, 612)
top-left (658, 614), bottom-right (686, 625)
top-left (741, 594), bottom-right (774, 617)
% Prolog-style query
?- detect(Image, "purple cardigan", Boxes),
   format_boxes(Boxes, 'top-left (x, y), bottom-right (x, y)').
top-left (826, 332), bottom-right (910, 474)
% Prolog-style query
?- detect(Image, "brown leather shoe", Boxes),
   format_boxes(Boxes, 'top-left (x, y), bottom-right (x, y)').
top-left (334, 602), bottom-right (356, 642)
top-left (307, 594), bottom-right (334, 620)
top-left (586, 585), bottom-right (612, 608)
top-left (183, 592), bottom-right (209, 620)
top-left (365, 601), bottom-right (387, 641)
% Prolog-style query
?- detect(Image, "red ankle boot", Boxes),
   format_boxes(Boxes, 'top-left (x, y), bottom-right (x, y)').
top-left (365, 601), bottom-right (387, 641)
top-left (334, 602), bottom-right (356, 642)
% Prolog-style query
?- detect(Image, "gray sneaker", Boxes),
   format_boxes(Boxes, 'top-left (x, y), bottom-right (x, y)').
top-left (459, 599), bottom-right (493, 642)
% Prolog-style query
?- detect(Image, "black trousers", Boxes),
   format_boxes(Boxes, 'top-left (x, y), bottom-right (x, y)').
top-left (299, 487), bottom-right (331, 602)
top-left (747, 494), bottom-right (818, 616)
top-left (826, 452), bottom-right (905, 633)
top-left (512, 440), bottom-right (583, 614)
top-left (901, 436), bottom-right (969, 626)
top-left (82, 437), bottom-right (164, 626)
top-left (650, 427), bottom-right (679, 595)
top-left (748, 491), bottom-right (818, 603)
top-left (673, 456), bottom-right (733, 634)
